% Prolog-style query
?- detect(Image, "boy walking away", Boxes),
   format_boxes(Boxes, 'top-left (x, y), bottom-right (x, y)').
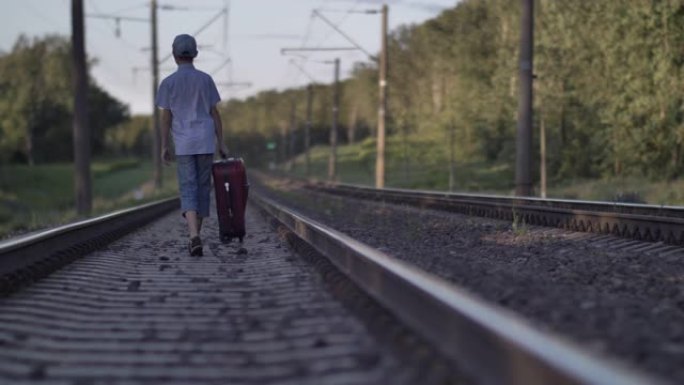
top-left (156, 34), bottom-right (228, 256)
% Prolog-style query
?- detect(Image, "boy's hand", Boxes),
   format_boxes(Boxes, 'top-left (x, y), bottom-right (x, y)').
top-left (161, 146), bottom-right (172, 165)
top-left (218, 143), bottom-right (228, 158)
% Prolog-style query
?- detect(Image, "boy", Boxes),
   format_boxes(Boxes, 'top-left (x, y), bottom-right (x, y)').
top-left (156, 34), bottom-right (227, 256)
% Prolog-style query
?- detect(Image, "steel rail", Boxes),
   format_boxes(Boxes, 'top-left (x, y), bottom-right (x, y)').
top-left (251, 192), bottom-right (666, 385)
top-left (0, 197), bottom-right (179, 292)
top-left (309, 181), bottom-right (684, 246)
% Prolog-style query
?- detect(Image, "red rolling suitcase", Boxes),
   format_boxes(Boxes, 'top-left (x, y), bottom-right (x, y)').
top-left (212, 157), bottom-right (249, 243)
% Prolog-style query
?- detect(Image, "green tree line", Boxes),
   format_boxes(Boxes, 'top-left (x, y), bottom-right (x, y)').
top-left (0, 34), bottom-right (131, 164)
top-left (5, 1), bottom-right (684, 183)
top-left (219, 0), bottom-right (684, 181)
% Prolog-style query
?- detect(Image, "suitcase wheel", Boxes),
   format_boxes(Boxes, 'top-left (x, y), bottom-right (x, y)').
top-left (239, 236), bottom-right (243, 243)
top-left (220, 234), bottom-right (232, 244)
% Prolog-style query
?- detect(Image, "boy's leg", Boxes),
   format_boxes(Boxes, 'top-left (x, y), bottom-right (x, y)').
top-left (186, 210), bottom-right (202, 256)
top-left (176, 156), bottom-right (203, 255)
top-left (196, 154), bottom-right (214, 228)
top-left (185, 210), bottom-right (200, 238)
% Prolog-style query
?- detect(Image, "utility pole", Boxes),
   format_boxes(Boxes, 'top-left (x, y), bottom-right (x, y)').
top-left (280, 119), bottom-right (287, 166)
top-left (515, 0), bottom-right (534, 196)
top-left (540, 113), bottom-right (546, 198)
top-left (375, 4), bottom-right (388, 189)
top-left (328, 58), bottom-right (340, 181)
top-left (283, 59), bottom-right (316, 176)
top-left (287, 98), bottom-right (296, 171)
top-left (305, 84), bottom-right (313, 176)
top-left (284, 9), bottom-right (382, 179)
top-left (151, 0), bottom-right (162, 189)
top-left (448, 120), bottom-right (456, 192)
top-left (72, 0), bottom-right (91, 215)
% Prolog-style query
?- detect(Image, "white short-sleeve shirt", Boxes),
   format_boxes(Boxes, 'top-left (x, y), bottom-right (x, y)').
top-left (156, 63), bottom-right (221, 155)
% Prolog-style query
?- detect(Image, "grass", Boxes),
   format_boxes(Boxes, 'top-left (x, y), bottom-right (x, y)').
top-left (286, 138), bottom-right (516, 193)
top-left (0, 158), bottom-right (178, 238)
top-left (6, 139), bottom-right (684, 239)
top-left (511, 208), bottom-right (529, 236)
top-left (280, 137), bottom-right (684, 206)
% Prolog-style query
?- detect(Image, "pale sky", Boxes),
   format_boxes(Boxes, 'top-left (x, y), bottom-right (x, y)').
top-left (1, 0), bottom-right (459, 115)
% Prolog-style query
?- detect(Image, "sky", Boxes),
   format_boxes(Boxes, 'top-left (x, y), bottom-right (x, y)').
top-left (1, 0), bottom-right (459, 115)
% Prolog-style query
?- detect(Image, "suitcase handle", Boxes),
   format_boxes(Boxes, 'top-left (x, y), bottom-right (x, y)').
top-left (217, 152), bottom-right (244, 164)
top-left (219, 149), bottom-right (241, 161)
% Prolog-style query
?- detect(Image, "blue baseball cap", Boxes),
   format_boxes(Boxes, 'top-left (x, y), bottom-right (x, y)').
top-left (172, 34), bottom-right (198, 58)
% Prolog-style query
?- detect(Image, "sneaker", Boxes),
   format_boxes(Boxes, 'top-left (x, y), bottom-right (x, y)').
top-left (189, 236), bottom-right (203, 256)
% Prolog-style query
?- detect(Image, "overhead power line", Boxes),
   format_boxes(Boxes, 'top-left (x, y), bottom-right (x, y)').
top-left (87, 13), bottom-right (148, 22)
top-left (313, 8), bottom-right (379, 14)
top-left (281, 47), bottom-right (359, 53)
top-left (216, 81), bottom-right (252, 91)
top-left (157, 7), bottom-right (228, 65)
top-left (210, 57), bottom-right (232, 76)
top-left (288, 59), bottom-right (318, 84)
top-left (312, 9), bottom-right (373, 59)
top-left (110, 3), bottom-right (148, 15)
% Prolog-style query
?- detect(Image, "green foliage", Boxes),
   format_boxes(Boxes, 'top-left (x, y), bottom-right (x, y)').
top-left (227, 131), bottom-right (270, 168)
top-left (92, 159), bottom-right (141, 176)
top-left (0, 159), bottom-right (177, 237)
top-left (287, 130), bottom-right (516, 194)
top-left (220, 0), bottom-right (684, 186)
top-left (512, 208), bottom-right (529, 236)
top-left (4, 1), bottom-right (684, 196)
top-left (0, 34), bottom-right (129, 164)
top-left (538, 0), bottom-right (684, 179)
top-left (105, 115), bottom-right (151, 157)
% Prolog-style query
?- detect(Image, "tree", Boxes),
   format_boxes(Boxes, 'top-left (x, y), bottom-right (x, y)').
top-left (0, 34), bottom-right (129, 164)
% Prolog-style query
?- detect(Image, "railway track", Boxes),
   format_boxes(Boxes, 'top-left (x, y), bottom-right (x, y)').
top-left (307, 180), bottom-right (684, 248)
top-left (0, 178), bottom-right (675, 384)
top-left (0, 197), bottom-right (179, 296)
top-left (253, 193), bottom-right (663, 385)
top-left (254, 174), bottom-right (684, 384)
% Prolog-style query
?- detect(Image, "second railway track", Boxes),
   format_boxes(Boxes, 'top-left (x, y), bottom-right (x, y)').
top-left (254, 174), bottom-right (684, 384)
top-left (309, 179), bottom-right (684, 247)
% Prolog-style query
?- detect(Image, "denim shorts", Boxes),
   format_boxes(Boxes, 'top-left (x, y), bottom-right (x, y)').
top-left (176, 154), bottom-right (213, 218)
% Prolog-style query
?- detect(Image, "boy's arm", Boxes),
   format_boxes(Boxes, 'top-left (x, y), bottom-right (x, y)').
top-left (160, 108), bottom-right (172, 165)
top-left (211, 105), bottom-right (227, 157)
